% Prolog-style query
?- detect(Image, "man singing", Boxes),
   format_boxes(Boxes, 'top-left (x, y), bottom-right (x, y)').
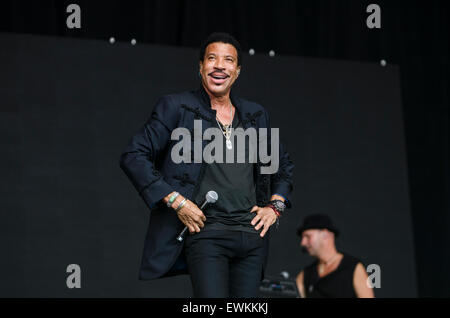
top-left (119, 32), bottom-right (294, 297)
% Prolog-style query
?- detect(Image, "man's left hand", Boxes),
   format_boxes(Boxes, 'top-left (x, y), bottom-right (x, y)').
top-left (250, 205), bottom-right (278, 237)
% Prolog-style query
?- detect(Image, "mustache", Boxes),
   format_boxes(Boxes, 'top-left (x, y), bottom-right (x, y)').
top-left (208, 71), bottom-right (229, 77)
top-left (301, 247), bottom-right (309, 254)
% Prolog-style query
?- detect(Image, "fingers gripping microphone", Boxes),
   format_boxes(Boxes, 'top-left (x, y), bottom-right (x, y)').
top-left (176, 190), bottom-right (218, 242)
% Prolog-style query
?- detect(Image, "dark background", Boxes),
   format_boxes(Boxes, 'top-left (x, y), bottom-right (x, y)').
top-left (0, 31), bottom-right (414, 298)
top-left (0, 0), bottom-right (448, 297)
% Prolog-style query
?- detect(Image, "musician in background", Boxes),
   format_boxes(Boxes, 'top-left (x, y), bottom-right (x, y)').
top-left (296, 214), bottom-right (374, 298)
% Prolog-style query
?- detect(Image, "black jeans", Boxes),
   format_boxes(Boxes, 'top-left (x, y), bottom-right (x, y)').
top-left (184, 228), bottom-right (266, 298)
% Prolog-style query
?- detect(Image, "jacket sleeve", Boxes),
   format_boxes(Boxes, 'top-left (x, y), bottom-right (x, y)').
top-left (119, 95), bottom-right (179, 210)
top-left (264, 109), bottom-right (294, 209)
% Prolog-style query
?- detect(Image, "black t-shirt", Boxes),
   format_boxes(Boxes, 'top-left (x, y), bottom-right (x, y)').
top-left (194, 110), bottom-right (258, 234)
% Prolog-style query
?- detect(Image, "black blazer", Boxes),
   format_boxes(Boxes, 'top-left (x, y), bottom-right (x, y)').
top-left (119, 86), bottom-right (294, 280)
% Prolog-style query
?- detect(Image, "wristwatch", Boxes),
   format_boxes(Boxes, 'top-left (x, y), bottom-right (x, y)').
top-left (269, 199), bottom-right (286, 214)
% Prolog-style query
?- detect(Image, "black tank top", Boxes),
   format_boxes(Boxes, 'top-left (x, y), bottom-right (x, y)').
top-left (303, 253), bottom-right (361, 298)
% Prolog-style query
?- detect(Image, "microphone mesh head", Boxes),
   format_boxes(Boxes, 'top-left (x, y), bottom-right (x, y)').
top-left (206, 191), bottom-right (218, 203)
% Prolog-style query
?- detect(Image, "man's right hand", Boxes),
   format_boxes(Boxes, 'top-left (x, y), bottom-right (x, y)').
top-left (175, 199), bottom-right (206, 234)
top-left (163, 192), bottom-right (206, 233)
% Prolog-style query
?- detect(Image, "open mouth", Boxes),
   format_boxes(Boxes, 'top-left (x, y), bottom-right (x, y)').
top-left (209, 72), bottom-right (229, 84)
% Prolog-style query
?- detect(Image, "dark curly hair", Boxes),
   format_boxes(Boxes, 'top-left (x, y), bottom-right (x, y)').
top-left (199, 32), bottom-right (243, 66)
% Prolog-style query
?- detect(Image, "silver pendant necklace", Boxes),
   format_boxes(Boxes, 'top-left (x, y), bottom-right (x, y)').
top-left (215, 101), bottom-right (233, 150)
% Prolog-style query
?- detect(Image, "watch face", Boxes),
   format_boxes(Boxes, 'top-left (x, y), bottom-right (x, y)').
top-left (272, 200), bottom-right (285, 211)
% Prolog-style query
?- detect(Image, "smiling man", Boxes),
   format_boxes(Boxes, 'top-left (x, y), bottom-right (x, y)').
top-left (119, 32), bottom-right (294, 297)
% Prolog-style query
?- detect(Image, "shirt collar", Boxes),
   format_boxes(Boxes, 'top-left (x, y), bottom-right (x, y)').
top-left (195, 83), bottom-right (242, 114)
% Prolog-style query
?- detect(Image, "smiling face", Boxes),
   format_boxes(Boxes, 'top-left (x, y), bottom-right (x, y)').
top-left (199, 42), bottom-right (241, 98)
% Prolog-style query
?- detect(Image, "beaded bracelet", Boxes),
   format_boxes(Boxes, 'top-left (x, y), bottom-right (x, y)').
top-left (267, 204), bottom-right (281, 218)
top-left (167, 192), bottom-right (180, 207)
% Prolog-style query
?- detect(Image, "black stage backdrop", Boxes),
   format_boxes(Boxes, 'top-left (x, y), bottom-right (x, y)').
top-left (0, 32), bottom-right (415, 297)
top-left (0, 0), bottom-right (448, 297)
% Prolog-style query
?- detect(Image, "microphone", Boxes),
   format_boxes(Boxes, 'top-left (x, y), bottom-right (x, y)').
top-left (176, 190), bottom-right (218, 242)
